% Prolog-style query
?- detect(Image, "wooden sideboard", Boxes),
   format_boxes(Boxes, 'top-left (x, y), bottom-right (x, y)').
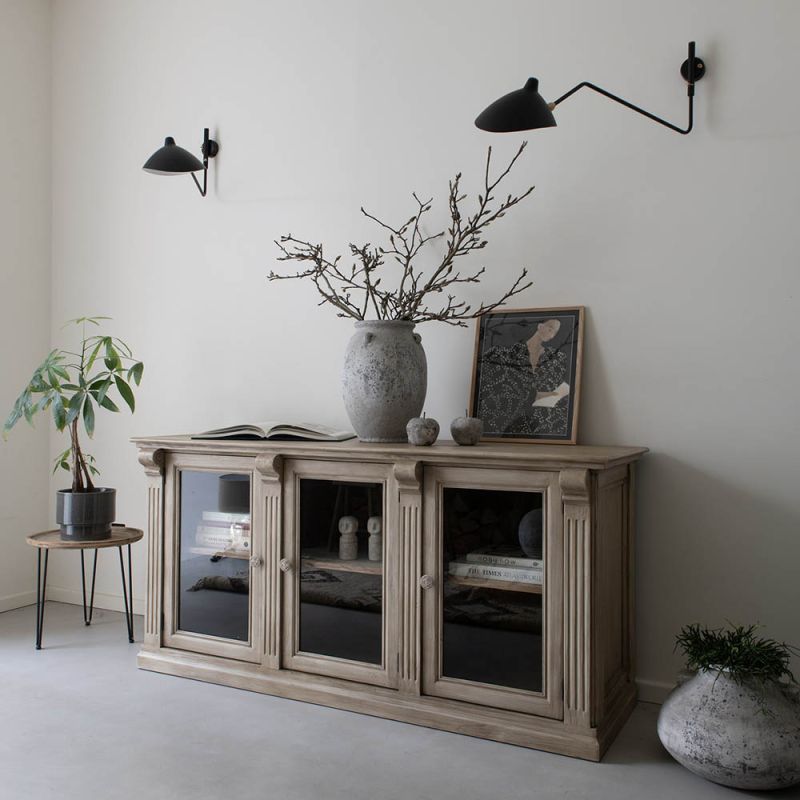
top-left (133, 435), bottom-right (646, 760)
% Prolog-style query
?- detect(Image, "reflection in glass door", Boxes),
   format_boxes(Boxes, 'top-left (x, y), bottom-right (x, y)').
top-left (178, 471), bottom-right (251, 641)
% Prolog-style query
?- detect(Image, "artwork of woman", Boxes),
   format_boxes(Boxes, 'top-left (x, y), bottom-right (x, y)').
top-left (471, 308), bottom-right (583, 442)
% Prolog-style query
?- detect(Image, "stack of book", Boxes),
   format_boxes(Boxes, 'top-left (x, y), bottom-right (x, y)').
top-left (193, 511), bottom-right (251, 555)
top-left (448, 545), bottom-right (542, 585)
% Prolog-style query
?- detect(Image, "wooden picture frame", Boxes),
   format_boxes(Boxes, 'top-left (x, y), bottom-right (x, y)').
top-left (469, 306), bottom-right (584, 444)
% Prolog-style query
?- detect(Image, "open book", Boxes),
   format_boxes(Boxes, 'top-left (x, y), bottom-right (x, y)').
top-left (192, 422), bottom-right (356, 442)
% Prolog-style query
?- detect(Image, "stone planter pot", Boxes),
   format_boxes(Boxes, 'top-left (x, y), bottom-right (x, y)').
top-left (56, 487), bottom-right (116, 541)
top-left (657, 668), bottom-right (800, 790)
top-left (342, 320), bottom-right (427, 443)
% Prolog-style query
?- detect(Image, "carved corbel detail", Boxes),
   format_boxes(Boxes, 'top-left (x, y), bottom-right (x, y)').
top-left (393, 460), bottom-right (422, 495)
top-left (560, 468), bottom-right (590, 504)
top-left (255, 453), bottom-right (283, 483)
top-left (137, 446), bottom-right (165, 478)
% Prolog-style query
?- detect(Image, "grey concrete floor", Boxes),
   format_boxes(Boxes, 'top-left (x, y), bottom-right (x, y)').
top-left (1, 602), bottom-right (796, 800)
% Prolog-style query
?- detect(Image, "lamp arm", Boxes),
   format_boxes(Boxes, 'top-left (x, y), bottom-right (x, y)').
top-left (191, 166), bottom-right (208, 197)
top-left (550, 41), bottom-right (701, 135)
top-left (550, 80), bottom-right (694, 135)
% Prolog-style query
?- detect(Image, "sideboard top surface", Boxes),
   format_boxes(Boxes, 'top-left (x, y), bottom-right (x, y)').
top-left (132, 434), bottom-right (646, 470)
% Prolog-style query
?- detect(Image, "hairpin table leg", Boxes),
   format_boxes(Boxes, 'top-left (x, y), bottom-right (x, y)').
top-left (35, 549), bottom-right (49, 650)
top-left (80, 549), bottom-right (99, 626)
top-left (118, 544), bottom-right (134, 643)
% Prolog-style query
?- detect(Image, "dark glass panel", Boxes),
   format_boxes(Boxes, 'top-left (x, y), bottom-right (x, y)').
top-left (298, 478), bottom-right (383, 665)
top-left (178, 471), bottom-right (251, 641)
top-left (441, 487), bottom-right (544, 692)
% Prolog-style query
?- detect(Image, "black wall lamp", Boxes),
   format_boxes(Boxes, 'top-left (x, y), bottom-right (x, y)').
top-left (142, 127), bottom-right (219, 196)
top-left (475, 42), bottom-right (705, 135)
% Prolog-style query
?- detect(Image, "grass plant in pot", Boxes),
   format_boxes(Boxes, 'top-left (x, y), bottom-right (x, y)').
top-left (658, 622), bottom-right (800, 790)
top-left (269, 144), bottom-right (534, 442)
top-left (3, 317), bottom-right (144, 541)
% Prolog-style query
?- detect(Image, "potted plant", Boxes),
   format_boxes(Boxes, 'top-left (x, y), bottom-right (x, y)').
top-left (658, 622), bottom-right (800, 790)
top-left (269, 144), bottom-right (534, 442)
top-left (3, 316), bottom-right (144, 541)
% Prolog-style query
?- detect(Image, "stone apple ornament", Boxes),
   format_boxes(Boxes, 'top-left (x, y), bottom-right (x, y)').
top-left (407, 413), bottom-right (440, 446)
top-left (451, 411), bottom-right (483, 446)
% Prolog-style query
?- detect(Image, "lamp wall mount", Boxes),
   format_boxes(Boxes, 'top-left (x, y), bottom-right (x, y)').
top-left (192, 128), bottom-right (219, 197)
top-left (680, 53), bottom-right (706, 84)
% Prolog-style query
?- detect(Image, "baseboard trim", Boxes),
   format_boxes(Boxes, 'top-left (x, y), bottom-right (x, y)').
top-left (45, 585), bottom-right (145, 616)
top-left (636, 678), bottom-right (674, 705)
top-left (0, 590), bottom-right (36, 613)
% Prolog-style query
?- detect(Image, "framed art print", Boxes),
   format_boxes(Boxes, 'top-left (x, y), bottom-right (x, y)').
top-left (469, 307), bottom-right (584, 444)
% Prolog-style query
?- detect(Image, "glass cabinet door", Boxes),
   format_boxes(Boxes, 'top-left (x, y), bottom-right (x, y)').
top-left (282, 459), bottom-right (397, 688)
top-left (422, 466), bottom-right (562, 718)
top-left (164, 456), bottom-right (262, 662)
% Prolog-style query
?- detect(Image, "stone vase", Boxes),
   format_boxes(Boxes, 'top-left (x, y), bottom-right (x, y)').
top-left (657, 668), bottom-right (800, 790)
top-left (342, 320), bottom-right (427, 443)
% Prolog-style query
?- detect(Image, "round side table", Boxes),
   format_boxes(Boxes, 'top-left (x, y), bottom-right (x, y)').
top-left (26, 526), bottom-right (143, 650)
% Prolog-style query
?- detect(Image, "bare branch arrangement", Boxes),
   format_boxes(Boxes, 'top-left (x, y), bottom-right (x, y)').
top-left (269, 143), bottom-right (535, 326)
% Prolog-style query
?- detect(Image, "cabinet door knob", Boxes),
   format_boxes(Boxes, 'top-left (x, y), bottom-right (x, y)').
top-left (419, 574), bottom-right (434, 590)
top-left (279, 558), bottom-right (292, 573)
top-left (249, 555), bottom-right (263, 568)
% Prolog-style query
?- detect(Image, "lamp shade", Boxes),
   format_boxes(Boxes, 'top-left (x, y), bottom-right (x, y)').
top-left (142, 137), bottom-right (205, 175)
top-left (475, 78), bottom-right (557, 133)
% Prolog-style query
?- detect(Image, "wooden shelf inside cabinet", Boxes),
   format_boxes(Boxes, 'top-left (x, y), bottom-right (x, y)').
top-left (215, 550), bottom-right (250, 560)
top-left (447, 575), bottom-right (543, 595)
top-left (301, 548), bottom-right (381, 575)
top-left (189, 547), bottom-right (250, 561)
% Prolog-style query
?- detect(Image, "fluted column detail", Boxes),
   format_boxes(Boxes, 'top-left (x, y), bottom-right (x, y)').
top-left (561, 468), bottom-right (593, 727)
top-left (137, 447), bottom-right (165, 647)
top-left (256, 453), bottom-right (283, 667)
top-left (394, 460), bottom-right (422, 692)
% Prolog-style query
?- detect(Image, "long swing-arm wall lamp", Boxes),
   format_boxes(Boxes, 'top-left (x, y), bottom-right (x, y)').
top-left (142, 127), bottom-right (219, 197)
top-left (475, 41), bottom-right (705, 134)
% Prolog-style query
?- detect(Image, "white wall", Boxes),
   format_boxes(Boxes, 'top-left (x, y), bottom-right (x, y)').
top-left (0, 0), bottom-right (52, 612)
top-left (48, 0), bottom-right (800, 695)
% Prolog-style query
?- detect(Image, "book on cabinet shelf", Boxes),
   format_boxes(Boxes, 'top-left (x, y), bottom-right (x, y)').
top-left (448, 559), bottom-right (542, 584)
top-left (189, 546), bottom-right (251, 558)
top-left (196, 511), bottom-right (251, 548)
top-left (464, 545), bottom-right (542, 569)
top-left (195, 530), bottom-right (251, 549)
top-left (195, 524), bottom-right (250, 538)
top-left (202, 510), bottom-right (251, 525)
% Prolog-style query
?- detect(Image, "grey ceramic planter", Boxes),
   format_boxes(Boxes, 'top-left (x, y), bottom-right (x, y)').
top-left (657, 668), bottom-right (800, 790)
top-left (56, 487), bottom-right (116, 541)
top-left (342, 320), bottom-right (427, 443)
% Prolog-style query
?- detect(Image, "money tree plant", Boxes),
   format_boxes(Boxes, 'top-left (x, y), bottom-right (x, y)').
top-left (3, 317), bottom-right (144, 493)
